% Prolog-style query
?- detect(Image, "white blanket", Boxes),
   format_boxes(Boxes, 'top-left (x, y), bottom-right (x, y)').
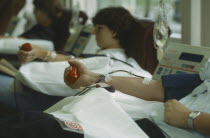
top-left (16, 57), bottom-right (151, 96)
top-left (45, 87), bottom-right (208, 138)
top-left (45, 88), bottom-right (149, 138)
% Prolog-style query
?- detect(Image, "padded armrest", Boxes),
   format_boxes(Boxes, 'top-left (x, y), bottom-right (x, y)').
top-left (0, 54), bottom-right (21, 69)
top-left (131, 19), bottom-right (171, 74)
top-left (0, 38), bottom-right (54, 54)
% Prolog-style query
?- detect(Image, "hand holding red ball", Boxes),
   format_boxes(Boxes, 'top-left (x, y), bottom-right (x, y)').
top-left (20, 43), bottom-right (32, 51)
top-left (66, 66), bottom-right (80, 85)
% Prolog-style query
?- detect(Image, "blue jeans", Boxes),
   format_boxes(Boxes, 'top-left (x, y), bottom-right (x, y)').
top-left (0, 74), bottom-right (16, 108)
top-left (0, 73), bottom-right (64, 112)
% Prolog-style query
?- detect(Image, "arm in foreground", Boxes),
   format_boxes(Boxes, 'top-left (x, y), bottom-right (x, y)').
top-left (18, 44), bottom-right (72, 63)
top-left (64, 59), bottom-right (164, 102)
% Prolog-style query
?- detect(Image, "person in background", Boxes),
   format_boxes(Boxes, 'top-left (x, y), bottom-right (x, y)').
top-left (20, 0), bottom-right (88, 51)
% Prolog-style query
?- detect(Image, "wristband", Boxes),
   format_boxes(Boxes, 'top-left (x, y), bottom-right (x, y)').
top-left (69, 55), bottom-right (75, 58)
top-left (43, 51), bottom-right (51, 60)
top-left (143, 77), bottom-right (151, 85)
top-left (97, 74), bottom-right (112, 83)
top-left (43, 51), bottom-right (57, 60)
top-left (50, 51), bottom-right (57, 59)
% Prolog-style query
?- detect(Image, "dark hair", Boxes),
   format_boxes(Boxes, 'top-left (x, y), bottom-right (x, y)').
top-left (92, 7), bottom-right (142, 58)
top-left (33, 0), bottom-right (63, 19)
top-left (33, 0), bottom-right (88, 51)
top-left (92, 7), bottom-right (160, 74)
top-left (51, 10), bottom-right (88, 51)
top-left (33, 0), bottom-right (68, 50)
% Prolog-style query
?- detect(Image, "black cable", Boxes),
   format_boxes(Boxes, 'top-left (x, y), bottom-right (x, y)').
top-left (108, 70), bottom-right (145, 78)
top-left (109, 57), bottom-right (134, 67)
top-left (74, 86), bottom-right (97, 96)
top-left (80, 54), bottom-right (134, 67)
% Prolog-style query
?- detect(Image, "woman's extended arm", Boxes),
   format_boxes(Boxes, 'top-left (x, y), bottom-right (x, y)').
top-left (64, 59), bottom-right (164, 102)
top-left (105, 76), bottom-right (164, 101)
top-left (18, 44), bottom-right (73, 63)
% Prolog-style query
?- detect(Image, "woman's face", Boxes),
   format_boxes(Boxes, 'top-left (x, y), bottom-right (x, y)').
top-left (93, 25), bottom-right (118, 49)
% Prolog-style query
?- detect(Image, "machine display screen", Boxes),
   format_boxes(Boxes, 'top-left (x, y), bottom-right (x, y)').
top-left (179, 52), bottom-right (204, 63)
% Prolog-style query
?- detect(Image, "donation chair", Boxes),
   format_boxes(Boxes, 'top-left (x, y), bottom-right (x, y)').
top-left (127, 19), bottom-right (171, 74)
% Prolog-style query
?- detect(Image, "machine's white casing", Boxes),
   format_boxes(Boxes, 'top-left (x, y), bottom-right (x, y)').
top-left (153, 42), bottom-right (210, 80)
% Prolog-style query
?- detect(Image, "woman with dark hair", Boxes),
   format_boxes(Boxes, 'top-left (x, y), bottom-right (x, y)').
top-left (18, 7), bottom-right (144, 64)
top-left (92, 7), bottom-right (158, 74)
top-left (92, 7), bottom-right (139, 52)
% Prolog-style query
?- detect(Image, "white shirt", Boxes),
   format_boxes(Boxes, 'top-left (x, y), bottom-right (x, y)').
top-left (97, 48), bottom-right (127, 62)
top-left (97, 48), bottom-right (148, 73)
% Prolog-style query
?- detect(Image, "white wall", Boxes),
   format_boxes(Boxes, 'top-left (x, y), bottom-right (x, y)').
top-left (191, 0), bottom-right (201, 46)
top-left (201, 0), bottom-right (210, 47)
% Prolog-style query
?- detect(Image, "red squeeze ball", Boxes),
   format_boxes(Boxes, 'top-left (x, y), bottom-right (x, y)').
top-left (20, 43), bottom-right (32, 51)
top-left (66, 66), bottom-right (80, 85)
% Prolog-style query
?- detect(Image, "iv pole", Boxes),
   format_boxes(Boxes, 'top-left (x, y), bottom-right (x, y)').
top-left (153, 0), bottom-right (169, 61)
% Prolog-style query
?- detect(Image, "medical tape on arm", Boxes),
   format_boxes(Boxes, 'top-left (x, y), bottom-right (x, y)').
top-left (97, 74), bottom-right (112, 83)
top-left (142, 77), bottom-right (152, 85)
top-left (43, 51), bottom-right (57, 60)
